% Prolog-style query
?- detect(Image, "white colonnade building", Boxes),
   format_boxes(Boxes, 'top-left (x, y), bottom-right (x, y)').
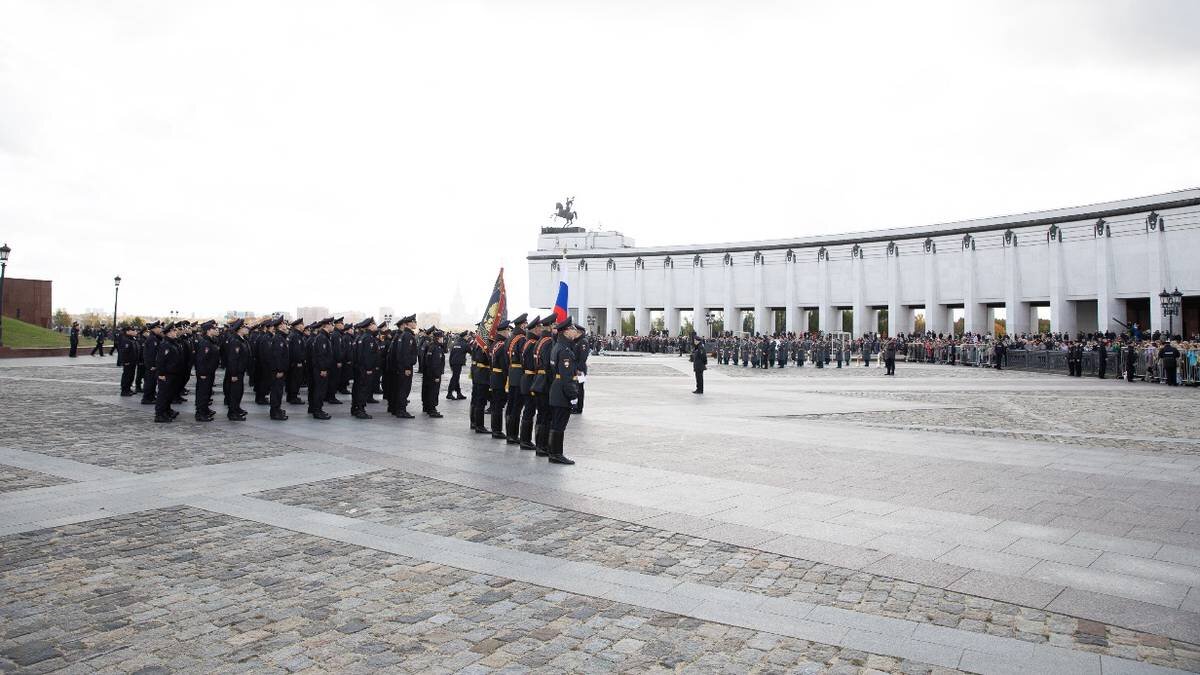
top-left (527, 189), bottom-right (1200, 338)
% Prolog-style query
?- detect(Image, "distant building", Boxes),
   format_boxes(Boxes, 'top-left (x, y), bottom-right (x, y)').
top-left (1, 277), bottom-right (52, 328)
top-left (296, 306), bottom-right (330, 322)
top-left (416, 311), bottom-right (442, 328)
top-left (379, 306), bottom-right (395, 324)
top-left (336, 310), bottom-right (365, 325)
top-left (224, 310), bottom-right (258, 320)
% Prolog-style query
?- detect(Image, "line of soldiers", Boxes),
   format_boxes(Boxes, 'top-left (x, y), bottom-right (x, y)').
top-left (712, 334), bottom-right (857, 369)
top-left (467, 313), bottom-right (587, 466)
top-left (120, 315), bottom-right (472, 423)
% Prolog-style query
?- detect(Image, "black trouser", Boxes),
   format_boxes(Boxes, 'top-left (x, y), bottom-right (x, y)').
top-left (309, 370), bottom-right (328, 413)
top-left (69, 342), bottom-right (78, 357)
top-left (394, 372), bottom-right (414, 412)
top-left (352, 368), bottom-right (372, 411)
top-left (120, 363), bottom-right (136, 393)
top-left (340, 363), bottom-right (353, 391)
top-left (154, 374), bottom-right (178, 417)
top-left (490, 387), bottom-right (507, 431)
top-left (195, 373), bottom-right (215, 414)
top-left (448, 364), bottom-right (463, 397)
top-left (326, 364), bottom-right (342, 401)
top-left (1165, 366), bottom-right (1178, 386)
top-left (255, 364), bottom-right (270, 400)
top-left (270, 373), bottom-right (285, 413)
top-left (550, 405), bottom-right (572, 432)
top-left (470, 378), bottom-right (490, 427)
top-left (574, 383), bottom-right (585, 412)
top-left (225, 371), bottom-right (244, 414)
top-left (91, 342), bottom-right (104, 356)
top-left (135, 363), bottom-right (145, 391)
top-left (142, 368), bottom-right (158, 402)
top-left (287, 363), bottom-right (305, 400)
top-left (694, 370), bottom-right (704, 393)
top-left (421, 373), bottom-right (440, 412)
top-left (885, 358), bottom-right (895, 375)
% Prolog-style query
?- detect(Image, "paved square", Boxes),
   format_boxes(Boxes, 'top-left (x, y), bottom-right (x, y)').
top-left (1, 355), bottom-right (1198, 673)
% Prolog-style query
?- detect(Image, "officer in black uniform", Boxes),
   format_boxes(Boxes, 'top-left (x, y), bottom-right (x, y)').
top-left (469, 326), bottom-right (492, 433)
top-left (1096, 340), bottom-right (1108, 379)
top-left (547, 318), bottom-right (583, 465)
top-left (691, 333), bottom-right (707, 394)
top-left (421, 328), bottom-right (446, 417)
top-left (1066, 341), bottom-right (1081, 376)
top-left (141, 322), bottom-right (163, 404)
top-left (285, 318), bottom-right (307, 404)
top-left (389, 314), bottom-right (419, 418)
top-left (1160, 338), bottom-right (1181, 386)
top-left (504, 313), bottom-right (531, 444)
top-left (446, 331), bottom-right (469, 400)
top-left (530, 317), bottom-right (557, 455)
top-left (262, 318), bottom-right (289, 420)
top-left (118, 325), bottom-right (139, 396)
top-left (572, 325), bottom-right (589, 414)
top-left (153, 323), bottom-right (185, 422)
top-left (351, 317), bottom-right (379, 419)
top-left (488, 320), bottom-right (513, 438)
top-left (518, 316), bottom-right (547, 449)
top-left (223, 319), bottom-right (250, 420)
top-left (192, 320), bottom-right (220, 421)
top-left (309, 318), bottom-right (335, 419)
top-left (884, 338), bottom-right (897, 376)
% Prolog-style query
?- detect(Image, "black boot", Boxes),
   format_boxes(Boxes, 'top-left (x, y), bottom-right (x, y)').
top-left (548, 430), bottom-right (574, 465)
top-left (505, 411), bottom-right (520, 445)
top-left (490, 410), bottom-right (506, 439)
top-left (534, 423), bottom-right (550, 457)
top-left (312, 410), bottom-right (331, 420)
top-left (519, 418), bottom-right (535, 450)
top-left (473, 407), bottom-right (490, 433)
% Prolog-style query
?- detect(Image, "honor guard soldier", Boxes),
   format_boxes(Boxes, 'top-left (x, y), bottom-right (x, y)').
top-left (421, 328), bottom-right (446, 417)
top-left (140, 322), bottom-right (163, 404)
top-left (446, 331), bottom-right (469, 400)
top-left (571, 325), bottom-right (589, 414)
top-left (469, 326), bottom-right (492, 433)
top-left (505, 314), bottom-right (531, 444)
top-left (488, 320), bottom-right (513, 438)
top-left (388, 314), bottom-right (419, 418)
top-left (517, 316), bottom-right (546, 449)
top-left (351, 317), bottom-right (379, 418)
top-left (118, 325), bottom-right (139, 396)
top-left (193, 321), bottom-right (220, 421)
top-left (153, 323), bottom-right (185, 422)
top-left (547, 318), bottom-right (584, 465)
top-left (529, 316), bottom-right (557, 454)
top-left (223, 319), bottom-right (250, 420)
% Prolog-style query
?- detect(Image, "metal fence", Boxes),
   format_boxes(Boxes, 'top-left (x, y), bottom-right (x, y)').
top-left (902, 344), bottom-right (1200, 385)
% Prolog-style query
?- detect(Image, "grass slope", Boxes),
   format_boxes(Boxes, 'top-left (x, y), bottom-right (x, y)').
top-left (0, 316), bottom-right (73, 348)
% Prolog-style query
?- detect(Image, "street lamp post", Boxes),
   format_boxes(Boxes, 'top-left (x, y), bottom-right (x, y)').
top-left (1160, 287), bottom-right (1183, 338)
top-left (0, 243), bottom-right (10, 346)
top-left (112, 276), bottom-right (121, 331)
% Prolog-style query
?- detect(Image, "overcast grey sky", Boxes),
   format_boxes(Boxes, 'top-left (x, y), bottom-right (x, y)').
top-left (1, 0), bottom-right (1197, 320)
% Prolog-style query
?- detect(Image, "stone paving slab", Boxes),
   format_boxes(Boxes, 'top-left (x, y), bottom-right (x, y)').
top-left (0, 464), bottom-right (68, 495)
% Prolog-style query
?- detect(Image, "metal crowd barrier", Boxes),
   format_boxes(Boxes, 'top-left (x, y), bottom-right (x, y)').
top-left (899, 344), bottom-right (1199, 385)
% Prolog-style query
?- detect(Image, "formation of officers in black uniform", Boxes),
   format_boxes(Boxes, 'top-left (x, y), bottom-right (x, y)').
top-left (112, 310), bottom-right (588, 467)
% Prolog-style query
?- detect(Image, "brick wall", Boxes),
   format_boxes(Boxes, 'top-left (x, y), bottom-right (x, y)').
top-left (0, 277), bottom-right (52, 328)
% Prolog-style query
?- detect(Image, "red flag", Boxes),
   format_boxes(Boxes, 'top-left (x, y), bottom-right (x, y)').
top-left (475, 268), bottom-right (507, 349)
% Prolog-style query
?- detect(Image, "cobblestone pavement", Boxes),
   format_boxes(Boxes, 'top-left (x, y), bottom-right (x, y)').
top-left (0, 507), bottom-right (957, 674)
top-left (0, 376), bottom-right (294, 473)
top-left (822, 389), bottom-right (1200, 454)
top-left (255, 470), bottom-right (1200, 671)
top-left (0, 465), bottom-right (68, 494)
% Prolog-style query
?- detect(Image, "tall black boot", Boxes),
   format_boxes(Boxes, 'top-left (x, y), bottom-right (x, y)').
top-left (534, 423), bottom-right (550, 457)
top-left (505, 409), bottom-right (520, 445)
top-left (490, 409), bottom-right (506, 439)
top-left (548, 430), bottom-right (574, 465)
top-left (473, 406), bottom-right (490, 434)
top-left (519, 417), bottom-right (535, 450)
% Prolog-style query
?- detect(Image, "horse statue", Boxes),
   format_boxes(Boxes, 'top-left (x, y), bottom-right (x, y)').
top-left (553, 197), bottom-right (578, 226)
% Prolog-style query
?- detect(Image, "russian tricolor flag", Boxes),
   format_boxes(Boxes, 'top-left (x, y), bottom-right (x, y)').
top-left (552, 262), bottom-right (569, 322)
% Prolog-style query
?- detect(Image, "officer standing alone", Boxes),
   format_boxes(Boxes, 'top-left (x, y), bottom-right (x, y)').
top-left (691, 333), bottom-right (707, 394)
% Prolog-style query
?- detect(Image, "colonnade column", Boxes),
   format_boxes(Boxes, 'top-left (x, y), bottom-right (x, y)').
top-left (605, 258), bottom-right (618, 336)
top-left (851, 245), bottom-right (866, 337)
top-left (784, 250), bottom-right (797, 333)
top-left (663, 257), bottom-right (678, 336)
top-left (1094, 219), bottom-right (1120, 335)
top-left (923, 238), bottom-right (944, 334)
top-left (691, 256), bottom-right (704, 337)
top-left (1146, 213), bottom-right (1167, 334)
top-left (1003, 230), bottom-right (1029, 335)
top-left (722, 254), bottom-right (736, 334)
top-left (633, 258), bottom-right (648, 335)
top-left (817, 248), bottom-right (833, 332)
top-left (1047, 226), bottom-right (1075, 336)
top-left (886, 242), bottom-right (900, 337)
top-left (575, 260), bottom-right (588, 328)
top-left (753, 252), bottom-right (767, 335)
top-left (961, 236), bottom-right (984, 334)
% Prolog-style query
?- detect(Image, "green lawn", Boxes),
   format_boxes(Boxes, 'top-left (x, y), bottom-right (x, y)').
top-left (0, 316), bottom-right (75, 348)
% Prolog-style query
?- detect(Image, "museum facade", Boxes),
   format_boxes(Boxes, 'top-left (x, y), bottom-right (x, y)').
top-left (527, 189), bottom-right (1200, 338)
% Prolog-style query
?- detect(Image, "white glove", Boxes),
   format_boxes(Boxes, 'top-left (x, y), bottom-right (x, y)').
top-left (576, 374), bottom-right (588, 384)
